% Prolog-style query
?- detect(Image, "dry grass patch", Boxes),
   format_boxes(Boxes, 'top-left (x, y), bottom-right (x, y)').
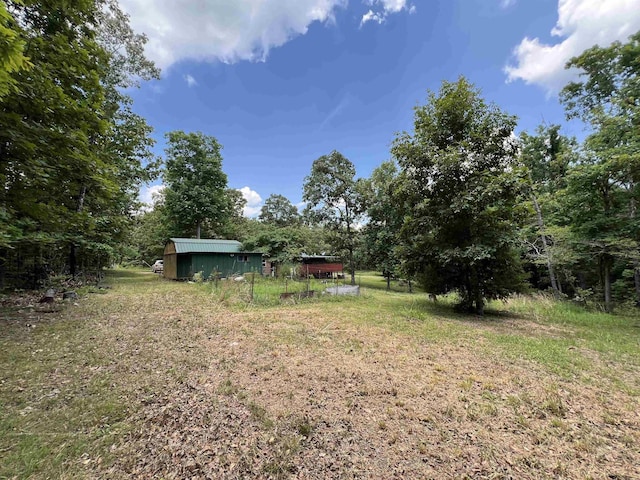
top-left (1, 269), bottom-right (639, 479)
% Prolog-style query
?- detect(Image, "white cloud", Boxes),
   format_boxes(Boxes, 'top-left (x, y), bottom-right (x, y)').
top-left (119, 0), bottom-right (348, 69)
top-left (505, 0), bottom-right (640, 93)
top-left (139, 184), bottom-right (166, 211)
top-left (501, 0), bottom-right (516, 8)
top-left (360, 9), bottom-right (384, 25)
top-left (238, 186), bottom-right (263, 217)
top-left (184, 74), bottom-right (197, 87)
top-left (361, 0), bottom-right (415, 26)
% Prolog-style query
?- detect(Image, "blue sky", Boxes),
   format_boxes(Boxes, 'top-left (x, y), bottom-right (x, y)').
top-left (124, 0), bottom-right (640, 216)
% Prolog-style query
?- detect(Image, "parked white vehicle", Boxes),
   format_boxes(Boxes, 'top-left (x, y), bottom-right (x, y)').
top-left (151, 259), bottom-right (163, 273)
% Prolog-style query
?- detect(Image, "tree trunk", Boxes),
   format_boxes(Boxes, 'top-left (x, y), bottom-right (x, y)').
top-left (344, 203), bottom-right (356, 286)
top-left (349, 252), bottom-right (356, 286)
top-left (531, 192), bottom-right (559, 294)
top-left (602, 255), bottom-right (613, 313)
top-left (386, 273), bottom-right (390, 291)
top-left (475, 293), bottom-right (484, 316)
top-left (635, 266), bottom-right (640, 307)
top-left (629, 194), bottom-right (640, 306)
top-left (196, 221), bottom-right (201, 239)
top-left (474, 274), bottom-right (484, 316)
top-left (69, 185), bottom-right (87, 277)
top-left (557, 274), bottom-right (563, 294)
top-left (0, 248), bottom-right (6, 290)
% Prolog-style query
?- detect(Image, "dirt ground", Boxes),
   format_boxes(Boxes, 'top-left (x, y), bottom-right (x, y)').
top-left (3, 272), bottom-right (639, 479)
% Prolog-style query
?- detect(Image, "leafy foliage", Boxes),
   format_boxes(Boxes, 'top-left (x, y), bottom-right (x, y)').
top-left (559, 30), bottom-right (640, 311)
top-left (303, 151), bottom-right (362, 285)
top-left (0, 0), bottom-right (159, 287)
top-left (392, 77), bottom-right (527, 314)
top-left (0, 1), bottom-right (30, 99)
top-left (519, 124), bottom-right (576, 294)
top-left (242, 221), bottom-right (330, 267)
top-left (359, 161), bottom-right (402, 289)
top-left (163, 131), bottom-right (230, 239)
top-left (259, 194), bottom-right (301, 227)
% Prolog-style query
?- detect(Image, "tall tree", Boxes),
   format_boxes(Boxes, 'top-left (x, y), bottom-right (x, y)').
top-left (0, 0), bottom-right (108, 284)
top-left (560, 31), bottom-right (640, 310)
top-left (519, 124), bottom-right (574, 294)
top-left (259, 194), bottom-right (300, 227)
top-left (163, 131), bottom-right (230, 239)
top-left (94, 0), bottom-right (161, 210)
top-left (303, 150), bottom-right (362, 285)
top-left (360, 160), bottom-right (402, 290)
top-left (0, 0), bottom-right (160, 285)
top-left (0, 1), bottom-right (30, 99)
top-left (392, 77), bottom-right (527, 314)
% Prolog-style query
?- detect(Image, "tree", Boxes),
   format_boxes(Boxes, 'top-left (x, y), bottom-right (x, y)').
top-left (519, 124), bottom-right (575, 294)
top-left (241, 220), bottom-right (331, 271)
top-left (303, 150), bottom-right (362, 285)
top-left (163, 131), bottom-right (230, 239)
top-left (0, 1), bottom-right (30, 99)
top-left (127, 200), bottom-right (172, 265)
top-left (0, 0), bottom-right (109, 284)
top-left (0, 0), bottom-right (160, 285)
top-left (560, 31), bottom-right (640, 310)
top-left (392, 77), bottom-right (527, 314)
top-left (93, 0), bottom-right (161, 214)
top-left (360, 160), bottom-right (402, 290)
top-left (259, 194), bottom-right (300, 227)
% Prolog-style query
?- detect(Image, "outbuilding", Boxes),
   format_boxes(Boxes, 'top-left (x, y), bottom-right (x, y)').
top-left (163, 238), bottom-right (262, 280)
top-left (296, 254), bottom-right (344, 279)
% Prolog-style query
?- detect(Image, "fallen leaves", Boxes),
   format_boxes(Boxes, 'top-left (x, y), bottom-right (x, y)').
top-left (3, 272), bottom-right (639, 479)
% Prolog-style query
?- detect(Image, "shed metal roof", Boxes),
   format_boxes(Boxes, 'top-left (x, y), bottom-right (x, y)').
top-left (169, 238), bottom-right (244, 254)
top-left (298, 254), bottom-right (340, 260)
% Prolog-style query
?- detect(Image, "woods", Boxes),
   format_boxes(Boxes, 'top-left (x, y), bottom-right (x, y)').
top-left (1, 0), bottom-right (639, 312)
top-left (0, 0), bottom-right (158, 286)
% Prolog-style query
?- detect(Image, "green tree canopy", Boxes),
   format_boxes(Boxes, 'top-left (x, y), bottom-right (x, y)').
top-left (359, 160), bottom-right (402, 289)
top-left (303, 150), bottom-right (362, 285)
top-left (560, 30), bottom-right (640, 310)
top-left (519, 124), bottom-right (576, 294)
top-left (0, 1), bottom-right (30, 99)
top-left (0, 0), bottom-right (160, 285)
top-left (163, 131), bottom-right (230, 239)
top-left (392, 77), bottom-right (527, 314)
top-left (259, 194), bottom-right (300, 227)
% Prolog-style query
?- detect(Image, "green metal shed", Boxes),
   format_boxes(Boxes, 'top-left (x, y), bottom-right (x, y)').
top-left (163, 238), bottom-right (263, 280)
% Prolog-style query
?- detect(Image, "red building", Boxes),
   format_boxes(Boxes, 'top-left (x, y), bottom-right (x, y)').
top-left (297, 255), bottom-right (343, 279)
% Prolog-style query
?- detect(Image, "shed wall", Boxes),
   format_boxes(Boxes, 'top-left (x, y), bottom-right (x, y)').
top-left (176, 254), bottom-right (193, 279)
top-left (164, 238), bottom-right (262, 280)
top-left (164, 253), bottom-right (178, 280)
top-left (190, 253), bottom-right (262, 279)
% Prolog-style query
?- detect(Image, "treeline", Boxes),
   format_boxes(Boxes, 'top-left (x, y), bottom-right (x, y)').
top-left (2, 0), bottom-right (639, 313)
top-left (361, 31), bottom-right (639, 313)
top-left (238, 31), bottom-right (639, 314)
top-left (0, 0), bottom-right (159, 288)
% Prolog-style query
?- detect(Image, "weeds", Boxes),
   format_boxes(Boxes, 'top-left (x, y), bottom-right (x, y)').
top-left (1, 268), bottom-right (638, 479)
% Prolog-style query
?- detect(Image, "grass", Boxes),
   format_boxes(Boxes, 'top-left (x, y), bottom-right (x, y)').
top-left (1, 267), bottom-right (638, 478)
top-left (0, 308), bottom-right (130, 478)
top-left (188, 270), bottom-right (639, 381)
top-left (356, 271), bottom-right (423, 293)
